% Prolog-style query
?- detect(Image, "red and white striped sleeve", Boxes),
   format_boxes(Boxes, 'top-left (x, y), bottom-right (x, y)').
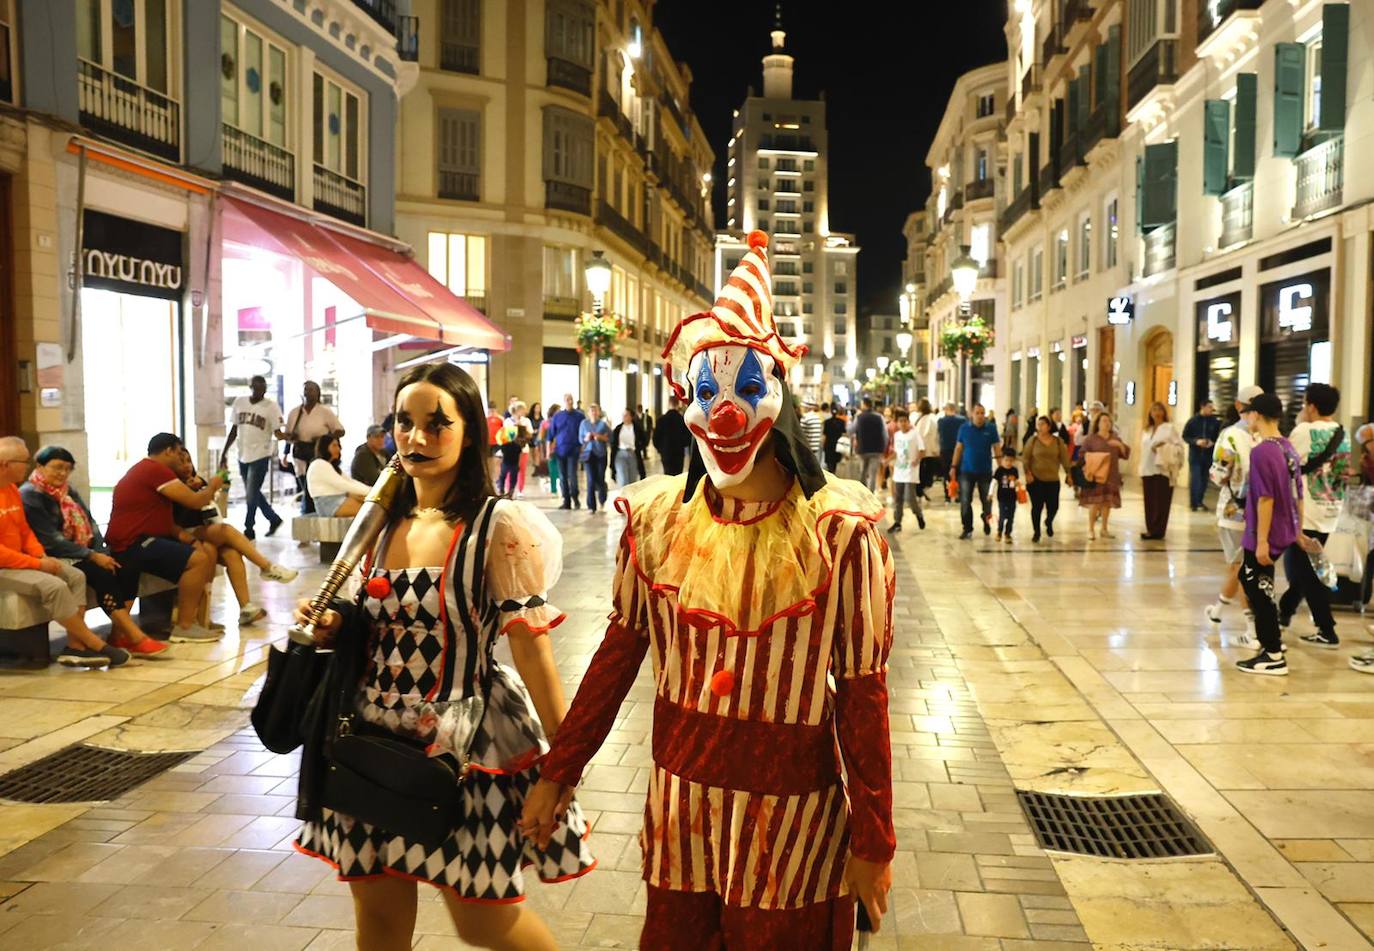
top-left (831, 519), bottom-right (896, 680)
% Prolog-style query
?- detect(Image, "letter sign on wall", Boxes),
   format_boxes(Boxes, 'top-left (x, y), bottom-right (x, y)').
top-left (1206, 301), bottom-right (1234, 343)
top-left (81, 210), bottom-right (185, 301)
top-left (1277, 283), bottom-right (1314, 333)
top-left (1107, 295), bottom-right (1134, 325)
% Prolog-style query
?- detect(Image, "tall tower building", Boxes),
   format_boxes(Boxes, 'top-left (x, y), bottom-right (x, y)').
top-left (716, 10), bottom-right (859, 404)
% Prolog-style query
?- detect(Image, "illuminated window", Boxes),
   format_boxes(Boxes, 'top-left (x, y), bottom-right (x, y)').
top-left (427, 232), bottom-right (487, 297)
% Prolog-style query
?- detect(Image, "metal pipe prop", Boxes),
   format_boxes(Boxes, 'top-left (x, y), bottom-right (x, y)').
top-left (287, 456), bottom-right (404, 646)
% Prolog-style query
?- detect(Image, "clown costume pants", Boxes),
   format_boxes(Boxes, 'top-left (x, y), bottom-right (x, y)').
top-left (639, 885), bottom-right (855, 950)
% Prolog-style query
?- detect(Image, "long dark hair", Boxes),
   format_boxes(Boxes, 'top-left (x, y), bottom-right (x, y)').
top-left (392, 363), bottom-right (493, 523)
top-left (314, 434), bottom-right (341, 473)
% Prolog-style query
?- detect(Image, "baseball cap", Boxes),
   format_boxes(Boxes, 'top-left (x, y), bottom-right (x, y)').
top-left (1248, 392), bottom-right (1283, 420)
top-left (1236, 384), bottom-right (1264, 407)
top-left (366, 424), bottom-right (387, 437)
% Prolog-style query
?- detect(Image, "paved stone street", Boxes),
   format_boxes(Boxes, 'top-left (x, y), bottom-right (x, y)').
top-left (0, 480), bottom-right (1372, 949)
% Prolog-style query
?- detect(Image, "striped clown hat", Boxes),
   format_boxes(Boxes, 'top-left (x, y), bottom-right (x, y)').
top-left (662, 230), bottom-right (807, 398)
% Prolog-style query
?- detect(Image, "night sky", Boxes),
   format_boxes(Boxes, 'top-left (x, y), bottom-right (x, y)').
top-left (653, 0), bottom-right (1008, 320)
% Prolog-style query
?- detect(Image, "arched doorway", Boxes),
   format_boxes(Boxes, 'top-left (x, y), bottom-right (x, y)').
top-left (1143, 329), bottom-right (1174, 411)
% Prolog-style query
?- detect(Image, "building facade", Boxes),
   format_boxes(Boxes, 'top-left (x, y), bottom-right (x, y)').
top-left (922, 61), bottom-right (1008, 411)
top-left (901, 210), bottom-right (931, 398)
top-left (393, 0), bottom-right (715, 422)
top-left (719, 18), bottom-right (859, 404)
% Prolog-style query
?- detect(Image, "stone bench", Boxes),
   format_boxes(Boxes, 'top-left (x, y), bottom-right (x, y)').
top-left (291, 516), bottom-right (352, 564)
top-left (0, 573), bottom-right (181, 665)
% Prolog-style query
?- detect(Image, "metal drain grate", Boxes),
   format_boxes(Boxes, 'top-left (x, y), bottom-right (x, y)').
top-left (0, 745), bottom-right (198, 804)
top-left (1017, 790), bottom-right (1213, 859)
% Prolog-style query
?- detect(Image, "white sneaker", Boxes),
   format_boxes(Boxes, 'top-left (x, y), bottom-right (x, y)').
top-left (261, 564), bottom-right (298, 583)
top-left (239, 603), bottom-right (267, 626)
top-left (168, 624), bottom-right (223, 643)
top-left (1204, 602), bottom-right (1223, 624)
top-left (1228, 632), bottom-right (1261, 650)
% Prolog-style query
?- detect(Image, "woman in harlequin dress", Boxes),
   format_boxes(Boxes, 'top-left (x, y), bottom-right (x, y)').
top-left (292, 362), bottom-right (594, 951)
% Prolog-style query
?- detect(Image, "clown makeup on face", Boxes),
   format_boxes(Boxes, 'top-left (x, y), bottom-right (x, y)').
top-left (683, 344), bottom-right (783, 488)
top-left (394, 381), bottom-right (466, 479)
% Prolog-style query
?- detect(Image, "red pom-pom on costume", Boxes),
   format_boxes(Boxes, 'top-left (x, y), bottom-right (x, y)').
top-left (709, 669), bottom-right (735, 697)
top-left (746, 229), bottom-right (769, 251)
top-left (366, 576), bottom-right (392, 599)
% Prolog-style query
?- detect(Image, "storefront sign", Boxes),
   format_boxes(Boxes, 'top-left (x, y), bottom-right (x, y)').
top-left (1195, 291), bottom-right (1241, 350)
top-left (1261, 268), bottom-right (1329, 341)
top-left (1026, 347), bottom-right (1041, 359)
top-left (1071, 335), bottom-right (1087, 349)
top-left (81, 210), bottom-right (184, 301)
top-left (1107, 295), bottom-right (1134, 325)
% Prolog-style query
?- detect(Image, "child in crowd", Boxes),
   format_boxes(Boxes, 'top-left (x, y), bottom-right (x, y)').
top-left (887, 408), bottom-right (925, 533)
top-left (994, 449), bottom-right (1021, 542)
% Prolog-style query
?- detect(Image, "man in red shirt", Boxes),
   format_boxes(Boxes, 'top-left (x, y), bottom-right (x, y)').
top-left (486, 402), bottom-right (504, 483)
top-left (0, 436), bottom-right (129, 667)
top-left (106, 433), bottom-right (225, 642)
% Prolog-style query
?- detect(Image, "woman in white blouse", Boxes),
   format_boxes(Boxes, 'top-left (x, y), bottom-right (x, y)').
top-left (1139, 402), bottom-right (1182, 540)
top-left (305, 434), bottom-right (372, 518)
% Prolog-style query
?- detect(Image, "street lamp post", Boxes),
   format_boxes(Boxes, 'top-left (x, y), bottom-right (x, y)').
top-left (897, 281), bottom-right (918, 405)
top-left (584, 250), bottom-right (612, 404)
top-left (950, 250), bottom-right (980, 413)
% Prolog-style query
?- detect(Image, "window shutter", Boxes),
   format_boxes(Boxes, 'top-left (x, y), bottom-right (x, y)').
top-left (1094, 42), bottom-right (1108, 108)
top-left (1135, 154), bottom-right (1143, 234)
top-left (1203, 100), bottom-right (1230, 196)
top-left (1141, 141), bottom-right (1176, 232)
top-left (1319, 3), bottom-right (1349, 132)
top-left (1067, 79), bottom-right (1080, 135)
top-left (1103, 26), bottom-right (1121, 134)
top-left (1273, 42), bottom-right (1305, 157)
top-left (1077, 65), bottom-right (1091, 131)
top-left (1232, 73), bottom-right (1257, 181)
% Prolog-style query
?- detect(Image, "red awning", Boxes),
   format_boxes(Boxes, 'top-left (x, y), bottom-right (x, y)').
top-left (221, 197), bottom-right (508, 351)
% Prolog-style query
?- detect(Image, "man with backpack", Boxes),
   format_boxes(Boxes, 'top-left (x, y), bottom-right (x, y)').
top-left (1279, 383), bottom-right (1350, 650)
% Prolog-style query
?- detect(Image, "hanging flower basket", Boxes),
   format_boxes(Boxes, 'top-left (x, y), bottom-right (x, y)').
top-left (886, 359), bottom-right (915, 383)
top-left (861, 373), bottom-right (892, 396)
top-left (939, 317), bottom-right (995, 366)
top-left (573, 313), bottom-right (628, 357)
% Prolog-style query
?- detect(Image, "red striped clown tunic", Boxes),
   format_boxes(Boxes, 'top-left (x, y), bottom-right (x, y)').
top-left (542, 472), bottom-right (897, 910)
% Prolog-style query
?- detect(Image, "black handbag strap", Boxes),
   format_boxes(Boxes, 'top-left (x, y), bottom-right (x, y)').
top-left (1302, 424), bottom-right (1345, 475)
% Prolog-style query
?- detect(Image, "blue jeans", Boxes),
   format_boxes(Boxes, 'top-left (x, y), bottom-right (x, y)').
top-left (239, 457), bottom-right (280, 533)
top-left (958, 472), bottom-right (992, 533)
top-left (584, 454), bottom-right (608, 511)
top-left (1189, 455), bottom-right (1211, 509)
top-left (558, 451), bottom-right (581, 505)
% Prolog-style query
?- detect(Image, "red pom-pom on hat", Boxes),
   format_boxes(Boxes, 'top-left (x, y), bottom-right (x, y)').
top-left (709, 669), bottom-right (735, 697)
top-left (366, 576), bottom-right (392, 599)
top-left (746, 230), bottom-right (769, 251)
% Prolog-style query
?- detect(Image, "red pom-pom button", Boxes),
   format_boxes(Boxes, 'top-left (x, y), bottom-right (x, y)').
top-left (709, 669), bottom-right (735, 697)
top-left (746, 229), bottom-right (769, 251)
top-left (366, 576), bottom-right (392, 599)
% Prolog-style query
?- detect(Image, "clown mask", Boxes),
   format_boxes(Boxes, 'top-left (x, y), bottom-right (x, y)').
top-left (684, 345), bottom-right (783, 487)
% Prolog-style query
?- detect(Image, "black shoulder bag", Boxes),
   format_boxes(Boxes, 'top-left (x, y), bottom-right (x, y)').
top-left (320, 498), bottom-right (500, 849)
top-left (1301, 425), bottom-right (1345, 475)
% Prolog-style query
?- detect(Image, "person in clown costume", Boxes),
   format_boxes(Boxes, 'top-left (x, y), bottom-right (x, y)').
top-left (522, 231), bottom-right (896, 949)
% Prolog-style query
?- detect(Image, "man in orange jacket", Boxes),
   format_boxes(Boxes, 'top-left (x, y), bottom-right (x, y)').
top-left (0, 437), bottom-right (129, 668)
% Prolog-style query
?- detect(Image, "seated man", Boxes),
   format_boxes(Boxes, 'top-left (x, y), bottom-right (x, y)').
top-left (172, 448), bottom-right (295, 627)
top-left (104, 433), bottom-right (225, 643)
top-left (350, 424), bottom-right (389, 486)
top-left (0, 436), bottom-right (129, 668)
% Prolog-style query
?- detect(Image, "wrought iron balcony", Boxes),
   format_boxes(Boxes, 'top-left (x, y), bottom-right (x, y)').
top-left (544, 295), bottom-right (579, 320)
top-left (313, 164), bottom-right (367, 227)
top-left (438, 169), bottom-right (479, 202)
top-left (1039, 162), bottom-right (1060, 196)
top-left (1081, 102), bottom-right (1120, 153)
top-left (77, 59), bottom-right (181, 162)
top-left (1197, 0), bottom-right (1263, 49)
top-left (1219, 181), bottom-right (1253, 249)
top-left (999, 187), bottom-right (1036, 232)
top-left (1057, 131), bottom-right (1083, 178)
top-left (1142, 222), bottom-right (1176, 278)
top-left (1292, 135), bottom-right (1344, 220)
top-left (1042, 29), bottom-right (1067, 70)
top-left (1127, 39), bottom-right (1178, 112)
top-left (595, 199), bottom-right (650, 256)
top-left (1021, 64), bottom-right (1042, 101)
top-left (441, 41), bottom-right (479, 74)
top-left (396, 15), bottom-right (419, 62)
top-left (965, 178), bottom-right (995, 202)
top-left (221, 124), bottom-right (295, 202)
top-left (350, 0), bottom-right (396, 33)
top-left (926, 275), bottom-right (953, 307)
top-left (547, 57), bottom-right (591, 97)
top-left (545, 180), bottom-right (591, 216)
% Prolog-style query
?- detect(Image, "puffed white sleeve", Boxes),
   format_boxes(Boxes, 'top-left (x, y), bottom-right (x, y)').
top-left (485, 500), bottom-right (567, 638)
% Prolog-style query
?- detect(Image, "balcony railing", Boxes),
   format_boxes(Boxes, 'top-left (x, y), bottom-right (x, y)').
top-left (926, 275), bottom-right (953, 307)
top-left (1219, 181), bottom-right (1254, 249)
top-left (441, 41), bottom-right (479, 74)
top-left (1057, 130), bottom-right (1083, 178)
top-left (1292, 135), bottom-right (1344, 220)
top-left (77, 59), bottom-right (181, 162)
top-left (313, 164), bottom-right (367, 227)
top-left (1142, 222), bottom-right (1176, 278)
top-left (1127, 39), bottom-right (1179, 112)
top-left (999, 187), bottom-right (1035, 232)
top-left (1197, 0), bottom-right (1264, 48)
top-left (1042, 29), bottom-right (1067, 69)
top-left (1021, 63), bottom-right (1042, 100)
top-left (1066, 0), bottom-right (1094, 24)
top-left (545, 180), bottom-right (591, 216)
top-left (221, 124), bottom-right (295, 202)
top-left (1005, 92), bottom-right (1018, 124)
top-left (1039, 162), bottom-right (1060, 196)
top-left (595, 199), bottom-right (650, 256)
top-left (1081, 102), bottom-right (1120, 152)
top-left (396, 15), bottom-right (419, 62)
top-left (544, 295), bottom-right (579, 319)
top-left (965, 178), bottom-right (995, 201)
top-left (438, 169), bottom-right (479, 201)
top-left (547, 57), bottom-right (591, 97)
top-left (351, 0), bottom-right (396, 33)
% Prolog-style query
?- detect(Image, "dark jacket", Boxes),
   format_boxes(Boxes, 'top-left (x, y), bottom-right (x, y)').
top-left (652, 408), bottom-right (692, 457)
top-left (548, 408), bottom-right (586, 456)
top-left (350, 444), bottom-right (387, 486)
top-left (19, 482), bottom-right (108, 560)
top-left (937, 413), bottom-right (966, 455)
top-left (1181, 413), bottom-right (1223, 462)
top-left (853, 410), bottom-right (888, 455)
top-left (823, 414), bottom-right (847, 453)
top-left (611, 422), bottom-right (649, 481)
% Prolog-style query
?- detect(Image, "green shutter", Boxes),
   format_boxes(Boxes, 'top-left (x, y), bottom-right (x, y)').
top-left (1141, 141), bottom-right (1177, 231)
top-left (1067, 79), bottom-right (1080, 134)
top-left (1232, 73), bottom-right (1257, 180)
top-left (1104, 26), bottom-right (1122, 135)
top-left (1203, 100), bottom-right (1230, 195)
top-left (1273, 42), bottom-right (1305, 157)
top-left (1135, 154), bottom-right (1143, 234)
top-left (1094, 42), bottom-right (1108, 107)
top-left (1077, 65), bottom-right (1092, 131)
top-left (1319, 3), bottom-right (1349, 132)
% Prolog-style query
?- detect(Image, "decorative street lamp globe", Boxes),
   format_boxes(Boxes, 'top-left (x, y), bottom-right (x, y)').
top-left (876, 356), bottom-right (890, 372)
top-left (896, 331), bottom-right (913, 354)
top-left (585, 251), bottom-right (612, 315)
top-left (865, 367), bottom-right (877, 381)
top-left (950, 252), bottom-right (980, 305)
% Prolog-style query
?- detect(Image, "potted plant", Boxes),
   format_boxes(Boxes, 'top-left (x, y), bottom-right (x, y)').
top-left (573, 313), bottom-right (628, 357)
top-left (939, 316), bottom-right (995, 366)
